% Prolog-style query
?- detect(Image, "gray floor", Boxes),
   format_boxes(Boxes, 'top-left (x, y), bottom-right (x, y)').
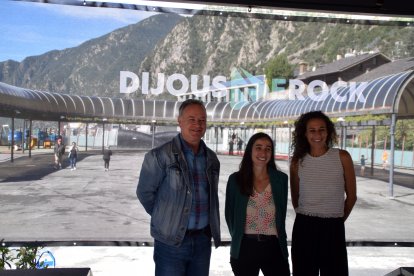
top-left (0, 149), bottom-right (413, 275)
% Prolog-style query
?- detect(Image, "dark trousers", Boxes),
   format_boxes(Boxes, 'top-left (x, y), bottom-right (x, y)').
top-left (291, 213), bottom-right (348, 276)
top-left (104, 159), bottom-right (110, 169)
top-left (230, 235), bottom-right (290, 276)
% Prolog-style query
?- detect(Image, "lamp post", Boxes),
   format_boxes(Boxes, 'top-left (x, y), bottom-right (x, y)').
top-left (28, 119), bottom-right (32, 158)
top-left (102, 118), bottom-right (107, 153)
top-left (151, 120), bottom-right (156, 149)
top-left (85, 123), bottom-right (89, 152)
top-left (240, 121), bottom-right (245, 140)
top-left (283, 120), bottom-right (291, 162)
top-left (214, 125), bottom-right (218, 153)
top-left (337, 117), bottom-right (345, 149)
top-left (11, 118), bottom-right (14, 163)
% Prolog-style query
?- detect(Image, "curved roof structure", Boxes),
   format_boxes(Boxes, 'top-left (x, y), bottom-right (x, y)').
top-left (1, 70), bottom-right (414, 124)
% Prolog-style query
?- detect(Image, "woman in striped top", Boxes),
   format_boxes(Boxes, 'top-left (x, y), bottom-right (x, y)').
top-left (290, 111), bottom-right (357, 276)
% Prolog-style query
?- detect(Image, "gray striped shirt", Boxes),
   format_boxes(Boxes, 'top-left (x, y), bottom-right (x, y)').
top-left (297, 148), bottom-right (345, 218)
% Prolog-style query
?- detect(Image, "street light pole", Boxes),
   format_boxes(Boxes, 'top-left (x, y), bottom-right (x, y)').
top-left (102, 118), bottom-right (107, 153)
top-left (11, 117), bottom-right (14, 163)
top-left (214, 126), bottom-right (218, 153)
top-left (337, 117), bottom-right (345, 149)
top-left (151, 120), bottom-right (156, 149)
top-left (28, 119), bottom-right (32, 158)
top-left (283, 121), bottom-right (291, 162)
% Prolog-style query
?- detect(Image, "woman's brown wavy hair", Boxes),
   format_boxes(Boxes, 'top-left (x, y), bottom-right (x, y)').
top-left (291, 111), bottom-right (338, 162)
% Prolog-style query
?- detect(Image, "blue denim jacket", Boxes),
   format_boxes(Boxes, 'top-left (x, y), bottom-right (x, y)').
top-left (137, 134), bottom-right (221, 248)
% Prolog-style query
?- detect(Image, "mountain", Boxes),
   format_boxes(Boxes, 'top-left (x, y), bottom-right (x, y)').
top-left (0, 13), bottom-right (183, 97)
top-left (1, 13), bottom-right (413, 99)
top-left (141, 15), bottom-right (414, 87)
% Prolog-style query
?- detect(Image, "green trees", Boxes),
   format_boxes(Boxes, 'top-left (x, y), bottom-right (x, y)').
top-left (0, 241), bottom-right (45, 270)
top-left (264, 54), bottom-right (294, 91)
top-left (0, 245), bottom-right (13, 270)
top-left (350, 119), bottom-right (414, 151)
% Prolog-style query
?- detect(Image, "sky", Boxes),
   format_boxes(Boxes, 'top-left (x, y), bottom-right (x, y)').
top-left (2, 1), bottom-right (411, 63)
top-left (0, 1), bottom-right (156, 62)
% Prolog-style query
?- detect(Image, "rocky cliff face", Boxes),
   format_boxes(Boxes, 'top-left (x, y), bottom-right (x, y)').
top-left (1, 12), bottom-right (413, 99)
top-left (139, 15), bottom-right (414, 93)
top-left (140, 16), bottom-right (296, 78)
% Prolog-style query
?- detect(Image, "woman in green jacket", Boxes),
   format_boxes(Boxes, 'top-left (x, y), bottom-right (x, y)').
top-left (225, 132), bottom-right (290, 276)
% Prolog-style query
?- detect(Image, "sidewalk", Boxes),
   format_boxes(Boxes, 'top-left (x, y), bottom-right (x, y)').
top-left (0, 151), bottom-right (413, 275)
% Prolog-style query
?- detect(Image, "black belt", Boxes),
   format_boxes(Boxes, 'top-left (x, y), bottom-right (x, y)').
top-left (186, 226), bottom-right (210, 237)
top-left (244, 234), bottom-right (277, 242)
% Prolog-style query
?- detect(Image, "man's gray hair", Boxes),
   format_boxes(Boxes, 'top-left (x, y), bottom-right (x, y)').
top-left (178, 99), bottom-right (206, 117)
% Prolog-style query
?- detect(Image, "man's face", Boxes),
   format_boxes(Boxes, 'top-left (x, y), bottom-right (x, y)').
top-left (178, 104), bottom-right (207, 150)
top-left (57, 139), bottom-right (62, 144)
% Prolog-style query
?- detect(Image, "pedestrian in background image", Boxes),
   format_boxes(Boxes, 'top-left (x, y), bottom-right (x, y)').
top-left (382, 150), bottom-right (388, 170)
top-left (137, 99), bottom-right (221, 276)
top-left (68, 142), bottom-right (78, 171)
top-left (290, 111), bottom-right (357, 276)
top-left (229, 138), bottom-right (234, 155)
top-left (237, 138), bottom-right (243, 155)
top-left (360, 154), bottom-right (367, 176)
top-left (103, 146), bottom-right (112, 171)
top-left (225, 132), bottom-right (290, 276)
top-left (53, 137), bottom-right (65, 169)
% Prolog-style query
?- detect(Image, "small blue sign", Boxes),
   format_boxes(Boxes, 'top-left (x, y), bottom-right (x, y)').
top-left (36, 250), bottom-right (56, 269)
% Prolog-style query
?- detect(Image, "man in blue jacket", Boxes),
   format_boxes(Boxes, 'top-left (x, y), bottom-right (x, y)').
top-left (137, 99), bottom-right (221, 276)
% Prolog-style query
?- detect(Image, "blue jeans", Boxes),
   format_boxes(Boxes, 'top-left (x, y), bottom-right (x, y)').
top-left (154, 232), bottom-right (212, 276)
top-left (69, 156), bottom-right (77, 168)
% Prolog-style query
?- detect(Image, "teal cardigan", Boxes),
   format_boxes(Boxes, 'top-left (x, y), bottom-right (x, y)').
top-left (225, 168), bottom-right (289, 259)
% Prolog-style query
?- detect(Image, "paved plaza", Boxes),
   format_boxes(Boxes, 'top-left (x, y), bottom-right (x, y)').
top-left (0, 149), bottom-right (413, 275)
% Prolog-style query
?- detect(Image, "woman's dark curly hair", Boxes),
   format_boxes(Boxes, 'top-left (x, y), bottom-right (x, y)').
top-left (291, 111), bottom-right (338, 161)
top-left (236, 132), bottom-right (277, 196)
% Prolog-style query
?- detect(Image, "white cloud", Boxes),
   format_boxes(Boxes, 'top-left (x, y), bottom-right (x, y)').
top-left (39, 2), bottom-right (155, 24)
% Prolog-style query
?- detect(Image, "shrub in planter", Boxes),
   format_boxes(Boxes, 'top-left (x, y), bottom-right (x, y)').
top-left (0, 241), bottom-right (45, 270)
top-left (0, 245), bottom-right (14, 270)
